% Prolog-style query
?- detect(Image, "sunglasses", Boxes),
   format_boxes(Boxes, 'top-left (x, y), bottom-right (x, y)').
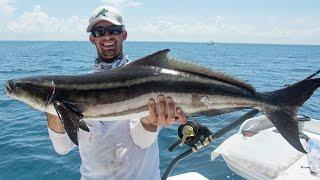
top-left (91, 25), bottom-right (124, 37)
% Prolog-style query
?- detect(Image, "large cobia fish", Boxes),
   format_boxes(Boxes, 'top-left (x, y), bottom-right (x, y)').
top-left (5, 49), bottom-right (320, 152)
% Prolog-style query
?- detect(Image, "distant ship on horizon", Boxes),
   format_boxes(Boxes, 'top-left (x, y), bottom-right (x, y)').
top-left (207, 41), bottom-right (215, 45)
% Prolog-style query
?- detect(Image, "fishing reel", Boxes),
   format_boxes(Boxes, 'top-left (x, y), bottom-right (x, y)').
top-left (168, 120), bottom-right (214, 152)
top-left (161, 120), bottom-right (214, 180)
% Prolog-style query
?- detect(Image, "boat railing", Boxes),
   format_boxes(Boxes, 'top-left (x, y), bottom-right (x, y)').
top-left (239, 115), bottom-right (273, 136)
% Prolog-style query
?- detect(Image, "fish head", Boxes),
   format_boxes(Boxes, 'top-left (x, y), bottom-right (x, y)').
top-left (5, 77), bottom-right (54, 111)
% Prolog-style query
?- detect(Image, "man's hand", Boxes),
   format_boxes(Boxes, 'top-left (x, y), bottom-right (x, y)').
top-left (141, 94), bottom-right (187, 132)
top-left (46, 113), bottom-right (66, 134)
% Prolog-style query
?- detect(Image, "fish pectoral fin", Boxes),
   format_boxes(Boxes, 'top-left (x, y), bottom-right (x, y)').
top-left (79, 119), bottom-right (90, 132)
top-left (58, 101), bottom-right (90, 132)
top-left (53, 101), bottom-right (89, 145)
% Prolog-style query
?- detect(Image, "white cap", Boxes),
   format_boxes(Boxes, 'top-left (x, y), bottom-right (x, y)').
top-left (86, 6), bottom-right (124, 32)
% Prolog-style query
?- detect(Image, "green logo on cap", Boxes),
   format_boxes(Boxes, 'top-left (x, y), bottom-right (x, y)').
top-left (95, 8), bottom-right (108, 18)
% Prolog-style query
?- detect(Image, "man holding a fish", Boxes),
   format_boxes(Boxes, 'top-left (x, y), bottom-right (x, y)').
top-left (6, 4), bottom-right (318, 180)
top-left (46, 6), bottom-right (186, 180)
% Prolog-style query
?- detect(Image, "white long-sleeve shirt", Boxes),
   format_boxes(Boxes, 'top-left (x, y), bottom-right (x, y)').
top-left (48, 55), bottom-right (161, 179)
top-left (48, 118), bottom-right (161, 180)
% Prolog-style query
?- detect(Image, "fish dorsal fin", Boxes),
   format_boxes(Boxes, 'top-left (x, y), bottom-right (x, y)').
top-left (129, 49), bottom-right (254, 92)
top-left (168, 60), bottom-right (255, 92)
top-left (127, 49), bottom-right (171, 68)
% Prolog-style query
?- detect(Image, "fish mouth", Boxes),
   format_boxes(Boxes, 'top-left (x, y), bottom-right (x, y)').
top-left (5, 81), bottom-right (12, 95)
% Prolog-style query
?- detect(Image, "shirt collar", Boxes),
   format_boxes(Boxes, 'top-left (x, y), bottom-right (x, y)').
top-left (92, 54), bottom-right (130, 73)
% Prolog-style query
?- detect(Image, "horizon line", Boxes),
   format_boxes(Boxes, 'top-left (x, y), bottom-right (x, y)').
top-left (0, 40), bottom-right (319, 46)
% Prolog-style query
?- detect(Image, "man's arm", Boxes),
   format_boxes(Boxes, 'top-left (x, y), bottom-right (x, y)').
top-left (46, 113), bottom-right (75, 155)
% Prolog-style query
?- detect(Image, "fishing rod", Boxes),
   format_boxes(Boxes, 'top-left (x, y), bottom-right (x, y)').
top-left (161, 109), bottom-right (260, 180)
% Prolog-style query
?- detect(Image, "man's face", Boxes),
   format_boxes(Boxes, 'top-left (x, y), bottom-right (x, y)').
top-left (90, 21), bottom-right (127, 61)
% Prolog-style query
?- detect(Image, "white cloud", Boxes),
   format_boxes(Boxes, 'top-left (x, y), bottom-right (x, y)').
top-left (1, 4), bottom-right (319, 44)
top-left (101, 0), bottom-right (142, 9)
top-left (127, 16), bottom-right (320, 44)
top-left (0, 0), bottom-right (14, 16)
top-left (4, 5), bottom-right (87, 40)
top-left (128, 16), bottom-right (249, 42)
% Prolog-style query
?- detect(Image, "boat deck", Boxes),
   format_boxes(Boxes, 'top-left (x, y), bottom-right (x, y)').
top-left (211, 115), bottom-right (320, 180)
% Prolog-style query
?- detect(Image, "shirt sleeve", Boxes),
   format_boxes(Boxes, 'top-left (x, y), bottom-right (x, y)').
top-left (130, 118), bottom-right (161, 149)
top-left (47, 127), bottom-right (76, 155)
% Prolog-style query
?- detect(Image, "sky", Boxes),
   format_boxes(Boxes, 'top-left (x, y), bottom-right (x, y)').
top-left (0, 0), bottom-right (319, 44)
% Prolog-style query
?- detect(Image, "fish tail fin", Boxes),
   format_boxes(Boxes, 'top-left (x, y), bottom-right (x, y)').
top-left (263, 75), bottom-right (320, 153)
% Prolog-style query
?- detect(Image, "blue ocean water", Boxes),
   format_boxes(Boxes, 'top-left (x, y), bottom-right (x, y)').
top-left (0, 41), bottom-right (319, 179)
